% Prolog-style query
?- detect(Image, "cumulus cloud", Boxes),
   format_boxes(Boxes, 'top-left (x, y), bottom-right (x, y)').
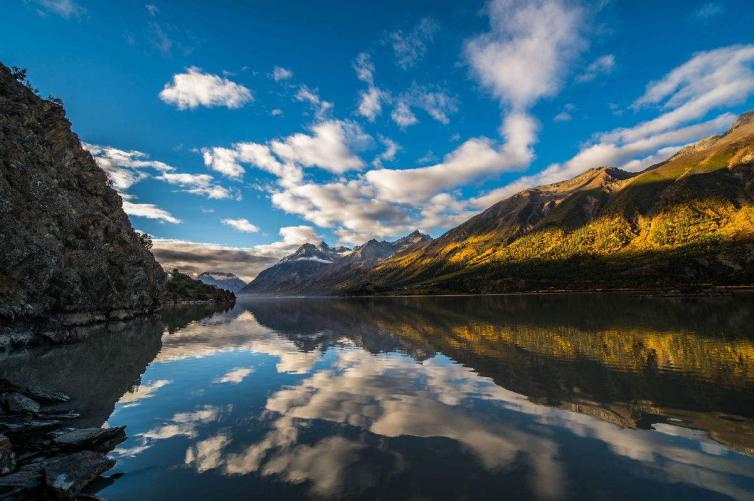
top-left (389, 17), bottom-right (440, 69)
top-left (271, 66), bottom-right (294, 81)
top-left (372, 137), bottom-right (400, 167)
top-left (160, 67), bottom-right (253, 110)
top-left (270, 181), bottom-right (414, 244)
top-left (390, 101), bottom-right (418, 128)
top-left (155, 172), bottom-right (239, 200)
top-left (357, 86), bottom-right (384, 122)
top-left (203, 120), bottom-right (367, 184)
top-left (214, 367), bottom-right (254, 384)
top-left (122, 201), bottom-right (181, 224)
top-left (85, 143), bottom-right (236, 207)
top-left (295, 85), bottom-right (334, 119)
top-left (222, 218), bottom-right (260, 233)
top-left (365, 111), bottom-right (536, 205)
top-left (575, 54), bottom-right (615, 83)
top-left (465, 0), bottom-right (584, 111)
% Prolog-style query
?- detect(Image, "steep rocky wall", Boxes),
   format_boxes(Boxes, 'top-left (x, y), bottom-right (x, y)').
top-left (0, 63), bottom-right (165, 321)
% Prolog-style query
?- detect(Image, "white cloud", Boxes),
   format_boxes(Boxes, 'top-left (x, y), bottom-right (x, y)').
top-left (201, 146), bottom-right (247, 179)
top-left (372, 137), bottom-right (400, 168)
top-left (222, 218), bottom-right (260, 233)
top-left (270, 181), bottom-right (414, 244)
top-left (252, 226), bottom-right (321, 257)
top-left (160, 67), bottom-right (253, 110)
top-left (391, 101), bottom-right (418, 128)
top-left (269, 120), bottom-right (368, 174)
top-left (389, 17), bottom-right (440, 69)
top-left (465, 0), bottom-right (584, 111)
top-left (629, 45), bottom-right (754, 141)
top-left (123, 201), bottom-right (181, 224)
top-left (271, 66), bottom-right (294, 81)
top-left (352, 53), bottom-right (375, 85)
top-left (214, 367), bottom-right (254, 384)
top-left (554, 103), bottom-right (575, 122)
top-left (357, 86), bottom-right (383, 121)
top-left (575, 54), bottom-right (615, 83)
top-left (155, 172), bottom-right (239, 200)
top-left (366, 113), bottom-right (536, 204)
top-left (271, 108), bottom-right (284, 117)
top-left (295, 85), bottom-right (333, 119)
top-left (404, 85), bottom-right (457, 125)
top-left (36, 0), bottom-right (84, 18)
top-left (145, 3), bottom-right (159, 16)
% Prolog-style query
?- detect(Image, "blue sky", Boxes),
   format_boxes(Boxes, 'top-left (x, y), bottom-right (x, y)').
top-left (3, 0), bottom-right (754, 279)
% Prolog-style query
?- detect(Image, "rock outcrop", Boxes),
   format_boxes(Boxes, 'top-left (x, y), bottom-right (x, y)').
top-left (0, 63), bottom-right (165, 322)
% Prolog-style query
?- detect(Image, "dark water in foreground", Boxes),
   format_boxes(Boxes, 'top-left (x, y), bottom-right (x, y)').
top-left (3, 294), bottom-right (754, 500)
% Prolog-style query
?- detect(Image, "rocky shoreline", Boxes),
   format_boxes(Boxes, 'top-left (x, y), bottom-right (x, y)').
top-left (0, 378), bottom-right (125, 499)
top-left (0, 298), bottom-right (235, 353)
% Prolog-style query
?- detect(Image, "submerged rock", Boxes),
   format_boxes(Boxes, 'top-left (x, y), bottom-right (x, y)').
top-left (0, 380), bottom-right (126, 498)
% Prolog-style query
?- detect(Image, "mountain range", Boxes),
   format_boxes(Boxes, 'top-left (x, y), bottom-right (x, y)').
top-left (240, 231), bottom-right (432, 294)
top-left (197, 272), bottom-right (247, 293)
top-left (243, 112), bottom-right (754, 295)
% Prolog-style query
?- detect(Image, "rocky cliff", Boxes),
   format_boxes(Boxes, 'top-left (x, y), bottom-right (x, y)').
top-left (0, 63), bottom-right (165, 322)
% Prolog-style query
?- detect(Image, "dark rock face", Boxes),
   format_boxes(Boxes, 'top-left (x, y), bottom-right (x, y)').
top-left (0, 63), bottom-right (165, 321)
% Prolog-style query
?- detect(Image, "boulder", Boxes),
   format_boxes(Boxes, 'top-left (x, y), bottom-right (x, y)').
top-left (0, 392), bottom-right (40, 415)
top-left (44, 451), bottom-right (115, 499)
top-left (52, 426), bottom-right (126, 452)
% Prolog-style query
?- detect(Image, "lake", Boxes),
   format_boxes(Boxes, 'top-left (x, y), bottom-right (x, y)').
top-left (2, 294), bottom-right (754, 500)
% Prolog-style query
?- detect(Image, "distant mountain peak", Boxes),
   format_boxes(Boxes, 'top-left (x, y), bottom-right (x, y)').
top-left (196, 271), bottom-right (247, 293)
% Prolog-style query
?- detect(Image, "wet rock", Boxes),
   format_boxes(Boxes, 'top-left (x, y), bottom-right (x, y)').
top-left (22, 386), bottom-right (70, 404)
top-left (0, 392), bottom-right (40, 415)
top-left (52, 426), bottom-right (126, 452)
top-left (44, 451), bottom-right (115, 499)
top-left (0, 417), bottom-right (62, 438)
top-left (0, 434), bottom-right (14, 475)
top-left (39, 410), bottom-right (79, 420)
top-left (0, 378), bottom-right (70, 404)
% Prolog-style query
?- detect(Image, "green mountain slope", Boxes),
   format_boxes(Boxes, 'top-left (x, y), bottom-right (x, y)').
top-left (350, 112), bottom-right (754, 294)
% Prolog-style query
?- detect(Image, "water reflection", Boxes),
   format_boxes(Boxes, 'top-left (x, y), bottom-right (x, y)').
top-left (2, 295), bottom-right (754, 499)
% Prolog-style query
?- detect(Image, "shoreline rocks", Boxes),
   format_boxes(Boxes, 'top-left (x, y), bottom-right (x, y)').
top-left (0, 378), bottom-right (125, 499)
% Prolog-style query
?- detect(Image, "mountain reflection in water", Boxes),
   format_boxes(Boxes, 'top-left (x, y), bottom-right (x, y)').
top-left (2, 294), bottom-right (754, 500)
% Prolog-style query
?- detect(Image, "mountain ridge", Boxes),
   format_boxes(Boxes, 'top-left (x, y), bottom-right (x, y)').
top-left (243, 111), bottom-right (754, 295)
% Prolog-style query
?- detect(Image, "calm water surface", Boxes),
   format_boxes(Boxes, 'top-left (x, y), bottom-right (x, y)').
top-left (3, 295), bottom-right (754, 500)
